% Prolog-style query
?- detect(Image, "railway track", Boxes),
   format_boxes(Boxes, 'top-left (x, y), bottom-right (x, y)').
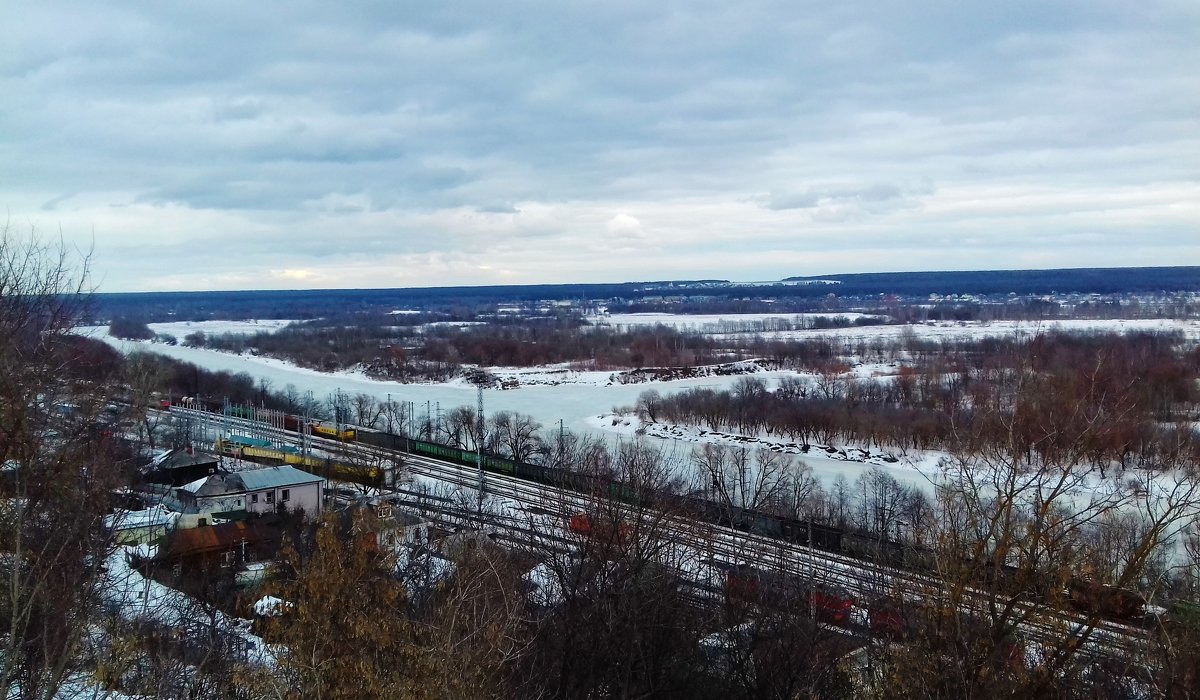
top-left (165, 405), bottom-right (1155, 659)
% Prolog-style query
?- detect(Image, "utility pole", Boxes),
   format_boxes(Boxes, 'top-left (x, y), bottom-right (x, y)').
top-left (302, 391), bottom-right (313, 457)
top-left (476, 385), bottom-right (485, 516)
top-left (808, 517), bottom-right (814, 581)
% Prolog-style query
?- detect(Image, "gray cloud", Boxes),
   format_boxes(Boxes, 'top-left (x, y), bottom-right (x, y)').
top-left (3, 0), bottom-right (1197, 291)
top-left (765, 183), bottom-right (909, 211)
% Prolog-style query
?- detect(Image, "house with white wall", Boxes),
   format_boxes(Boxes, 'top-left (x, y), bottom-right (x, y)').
top-left (173, 466), bottom-right (324, 522)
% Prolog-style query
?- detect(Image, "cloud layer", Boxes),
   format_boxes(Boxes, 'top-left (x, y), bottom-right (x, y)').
top-left (4, 1), bottom-right (1197, 291)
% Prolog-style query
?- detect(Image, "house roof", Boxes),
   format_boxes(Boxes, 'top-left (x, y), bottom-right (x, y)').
top-left (238, 466), bottom-right (324, 491)
top-left (162, 521), bottom-right (276, 559)
top-left (156, 448), bottom-right (220, 470)
top-left (104, 505), bottom-right (178, 531)
top-left (177, 466), bottom-right (323, 498)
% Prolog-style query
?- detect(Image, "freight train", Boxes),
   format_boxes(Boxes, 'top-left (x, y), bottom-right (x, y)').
top-left (867, 595), bottom-right (1024, 665)
top-left (165, 398), bottom-right (1167, 625)
top-left (714, 561), bottom-right (855, 625)
top-left (174, 398), bottom-right (356, 440)
top-left (214, 435), bottom-right (384, 486)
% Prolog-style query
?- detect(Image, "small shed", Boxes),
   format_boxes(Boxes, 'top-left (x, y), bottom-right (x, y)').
top-left (145, 448), bottom-right (223, 487)
top-left (105, 505), bottom-right (178, 545)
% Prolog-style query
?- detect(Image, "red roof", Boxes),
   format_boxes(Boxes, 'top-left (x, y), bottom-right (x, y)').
top-left (163, 521), bottom-right (276, 559)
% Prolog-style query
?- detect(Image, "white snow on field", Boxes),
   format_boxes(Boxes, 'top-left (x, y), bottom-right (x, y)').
top-left (88, 333), bottom-right (806, 439)
top-left (589, 413), bottom-right (945, 492)
top-left (452, 363), bottom-right (617, 388)
top-left (101, 546), bottom-right (272, 664)
top-left (148, 319), bottom-right (297, 337)
top-left (711, 318), bottom-right (1200, 343)
top-left (80, 319), bottom-right (298, 339)
top-left (83, 316), bottom-right (1199, 492)
top-left (420, 320), bottom-right (487, 328)
top-left (588, 312), bottom-right (870, 331)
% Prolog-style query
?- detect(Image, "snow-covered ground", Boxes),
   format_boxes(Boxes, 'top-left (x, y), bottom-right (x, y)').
top-left (81, 324), bottom-right (799, 446)
top-left (101, 546), bottom-right (271, 663)
top-left (711, 318), bottom-right (1200, 343)
top-left (109, 319), bottom-right (298, 338)
top-left (590, 413), bottom-right (944, 493)
top-left (582, 313), bottom-right (1200, 343)
top-left (79, 315), bottom-right (1199, 492)
top-left (588, 312), bottom-right (871, 332)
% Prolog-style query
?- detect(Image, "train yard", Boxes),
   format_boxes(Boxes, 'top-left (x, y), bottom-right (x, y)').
top-left (158, 402), bottom-right (1161, 666)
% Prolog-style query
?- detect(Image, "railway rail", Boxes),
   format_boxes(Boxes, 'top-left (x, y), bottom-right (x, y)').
top-left (162, 404), bottom-right (1156, 661)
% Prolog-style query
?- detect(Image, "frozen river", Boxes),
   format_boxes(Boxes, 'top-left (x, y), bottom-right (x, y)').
top-left (84, 323), bottom-right (939, 492)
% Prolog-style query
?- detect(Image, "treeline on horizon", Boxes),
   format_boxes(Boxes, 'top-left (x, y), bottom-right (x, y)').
top-left (784, 265), bottom-right (1200, 296)
top-left (89, 266), bottom-right (1200, 323)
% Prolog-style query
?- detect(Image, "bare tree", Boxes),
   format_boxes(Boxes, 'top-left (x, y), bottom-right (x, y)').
top-left (255, 377), bottom-right (274, 406)
top-left (281, 383), bottom-right (302, 414)
top-left (298, 391), bottom-right (326, 421)
top-left (693, 444), bottom-right (794, 517)
top-left (491, 411), bottom-right (543, 464)
top-left (350, 392), bottom-right (385, 429)
top-left (442, 406), bottom-right (476, 450)
top-left (381, 398), bottom-right (408, 437)
top-left (784, 458), bottom-right (821, 520)
top-left (870, 353), bottom-right (1200, 697)
top-left (125, 350), bottom-right (169, 449)
top-left (520, 438), bottom-right (704, 699)
top-left (0, 226), bottom-right (128, 699)
top-left (254, 513), bottom-right (419, 699)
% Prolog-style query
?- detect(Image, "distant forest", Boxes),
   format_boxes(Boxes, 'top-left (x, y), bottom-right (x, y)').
top-left (784, 266), bottom-right (1200, 296)
top-left (89, 266), bottom-right (1200, 323)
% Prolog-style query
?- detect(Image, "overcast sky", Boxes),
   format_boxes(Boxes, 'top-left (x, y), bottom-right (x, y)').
top-left (4, 1), bottom-right (1198, 292)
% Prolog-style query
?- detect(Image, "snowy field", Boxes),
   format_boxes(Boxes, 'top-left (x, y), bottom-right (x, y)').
top-left (711, 318), bottom-right (1200, 343)
top-left (588, 312), bottom-right (870, 332)
top-left (585, 314), bottom-right (1200, 343)
top-left (587, 313), bottom-right (1200, 343)
top-left (591, 412), bottom-right (944, 492)
top-left (80, 315), bottom-right (1199, 492)
top-left (85, 319), bottom-right (299, 338)
top-left (82, 323), bottom-right (796, 444)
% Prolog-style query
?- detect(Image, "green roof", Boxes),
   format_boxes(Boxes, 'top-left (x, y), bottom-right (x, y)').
top-left (228, 434), bottom-right (273, 448)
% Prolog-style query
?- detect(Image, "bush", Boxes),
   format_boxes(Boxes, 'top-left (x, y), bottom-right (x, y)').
top-left (182, 331), bottom-right (207, 348)
top-left (109, 317), bottom-right (154, 340)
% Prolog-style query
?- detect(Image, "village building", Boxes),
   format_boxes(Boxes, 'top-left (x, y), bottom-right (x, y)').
top-left (104, 504), bottom-right (179, 545)
top-left (157, 520), bottom-right (280, 574)
top-left (171, 466), bottom-right (325, 523)
top-left (145, 447), bottom-right (223, 487)
top-left (335, 499), bottom-right (434, 553)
